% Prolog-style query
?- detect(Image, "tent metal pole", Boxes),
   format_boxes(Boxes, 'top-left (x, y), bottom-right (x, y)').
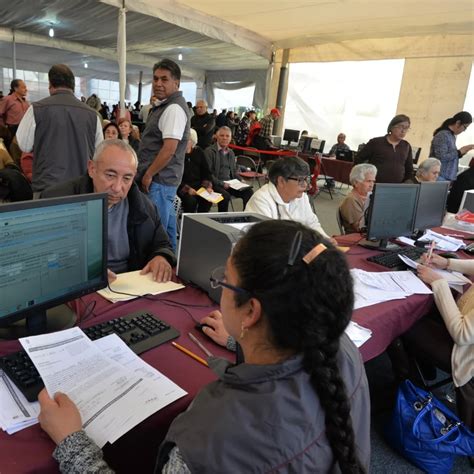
top-left (138, 70), bottom-right (143, 105)
top-left (118, 5), bottom-right (127, 118)
top-left (12, 29), bottom-right (17, 78)
top-left (274, 48), bottom-right (289, 135)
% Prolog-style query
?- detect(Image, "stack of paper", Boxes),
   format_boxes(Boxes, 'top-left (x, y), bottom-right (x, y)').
top-left (351, 268), bottom-right (432, 309)
top-left (19, 328), bottom-right (187, 447)
top-left (196, 187), bottom-right (224, 204)
top-left (398, 254), bottom-right (471, 293)
top-left (345, 321), bottom-right (372, 348)
top-left (98, 271), bottom-right (185, 303)
top-left (224, 179), bottom-right (251, 190)
top-left (0, 370), bottom-right (39, 434)
top-left (418, 230), bottom-right (466, 252)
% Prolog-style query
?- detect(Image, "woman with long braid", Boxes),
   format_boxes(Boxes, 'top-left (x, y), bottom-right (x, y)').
top-left (38, 220), bottom-right (370, 473)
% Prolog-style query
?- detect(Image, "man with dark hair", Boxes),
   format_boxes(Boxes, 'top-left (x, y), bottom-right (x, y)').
top-left (16, 64), bottom-right (103, 195)
top-left (252, 107), bottom-right (280, 150)
top-left (191, 99), bottom-right (215, 149)
top-left (138, 58), bottom-right (191, 250)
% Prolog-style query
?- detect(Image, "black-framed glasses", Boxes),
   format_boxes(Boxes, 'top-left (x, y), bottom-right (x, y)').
top-left (209, 267), bottom-right (250, 295)
top-left (394, 125), bottom-right (410, 131)
top-left (287, 176), bottom-right (311, 187)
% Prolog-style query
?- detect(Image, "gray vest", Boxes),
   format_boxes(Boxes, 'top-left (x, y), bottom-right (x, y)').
top-left (156, 334), bottom-right (371, 473)
top-left (138, 91), bottom-right (190, 187)
top-left (32, 90), bottom-right (97, 192)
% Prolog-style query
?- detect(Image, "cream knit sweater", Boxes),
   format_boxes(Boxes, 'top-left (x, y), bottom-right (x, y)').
top-left (431, 259), bottom-right (474, 387)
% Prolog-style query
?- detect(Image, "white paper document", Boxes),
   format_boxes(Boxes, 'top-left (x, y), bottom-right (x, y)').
top-left (98, 270), bottom-right (185, 302)
top-left (19, 328), bottom-right (186, 447)
top-left (0, 370), bottom-right (40, 434)
top-left (345, 322), bottom-right (372, 348)
top-left (224, 179), bottom-right (251, 190)
top-left (418, 230), bottom-right (466, 252)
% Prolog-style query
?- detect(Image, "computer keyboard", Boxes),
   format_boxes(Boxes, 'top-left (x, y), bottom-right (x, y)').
top-left (366, 246), bottom-right (426, 270)
top-left (0, 311), bottom-right (180, 402)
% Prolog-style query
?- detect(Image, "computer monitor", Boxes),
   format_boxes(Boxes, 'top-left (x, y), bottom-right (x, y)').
top-left (177, 212), bottom-right (269, 302)
top-left (283, 129), bottom-right (300, 144)
top-left (335, 149), bottom-right (354, 162)
top-left (363, 183), bottom-right (420, 249)
top-left (459, 189), bottom-right (474, 213)
top-left (0, 194), bottom-right (108, 336)
top-left (310, 139), bottom-right (326, 154)
top-left (413, 181), bottom-right (450, 233)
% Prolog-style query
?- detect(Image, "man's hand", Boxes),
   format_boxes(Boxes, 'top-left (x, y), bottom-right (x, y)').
top-left (140, 256), bottom-right (172, 283)
top-left (200, 310), bottom-right (230, 347)
top-left (223, 182), bottom-right (230, 189)
top-left (188, 188), bottom-right (197, 196)
top-left (141, 172), bottom-right (153, 193)
top-left (38, 389), bottom-right (82, 445)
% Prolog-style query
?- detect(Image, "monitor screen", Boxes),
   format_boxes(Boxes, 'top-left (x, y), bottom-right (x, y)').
top-left (283, 129), bottom-right (300, 143)
top-left (413, 181), bottom-right (450, 231)
top-left (366, 184), bottom-right (419, 242)
top-left (459, 190), bottom-right (474, 213)
top-left (0, 194), bottom-right (108, 332)
top-left (310, 139), bottom-right (326, 154)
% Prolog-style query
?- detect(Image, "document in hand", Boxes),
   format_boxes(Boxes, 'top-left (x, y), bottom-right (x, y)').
top-left (196, 187), bottom-right (224, 204)
top-left (417, 230), bottom-right (466, 252)
top-left (19, 328), bottom-right (187, 447)
top-left (224, 179), bottom-right (251, 190)
top-left (98, 271), bottom-right (185, 302)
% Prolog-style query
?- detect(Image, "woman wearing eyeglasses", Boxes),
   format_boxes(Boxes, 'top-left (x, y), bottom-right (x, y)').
top-left (245, 156), bottom-right (335, 243)
top-left (354, 114), bottom-right (414, 183)
top-left (37, 220), bottom-right (370, 473)
top-left (430, 111), bottom-right (474, 182)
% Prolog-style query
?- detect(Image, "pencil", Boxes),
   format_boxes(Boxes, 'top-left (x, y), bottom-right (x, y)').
top-left (172, 342), bottom-right (208, 367)
top-left (427, 241), bottom-right (436, 263)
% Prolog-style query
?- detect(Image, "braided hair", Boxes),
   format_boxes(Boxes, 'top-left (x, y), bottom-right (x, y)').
top-left (433, 111), bottom-right (472, 136)
top-left (232, 220), bottom-right (364, 473)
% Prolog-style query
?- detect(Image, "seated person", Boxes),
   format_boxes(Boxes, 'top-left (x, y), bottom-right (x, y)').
top-left (355, 114), bottom-right (414, 183)
top-left (245, 156), bottom-right (334, 242)
top-left (328, 133), bottom-right (350, 156)
top-left (42, 139), bottom-right (175, 283)
top-left (204, 126), bottom-right (253, 212)
top-left (408, 157), bottom-right (441, 183)
top-left (251, 108), bottom-right (280, 150)
top-left (103, 122), bottom-right (121, 140)
top-left (446, 164), bottom-right (474, 213)
top-left (118, 117), bottom-right (140, 153)
top-left (403, 254), bottom-right (474, 431)
top-left (177, 128), bottom-right (213, 213)
top-left (38, 220), bottom-right (371, 472)
top-left (339, 164), bottom-right (377, 233)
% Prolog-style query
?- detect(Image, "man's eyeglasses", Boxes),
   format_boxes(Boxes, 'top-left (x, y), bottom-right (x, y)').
top-left (287, 176), bottom-right (311, 187)
top-left (209, 267), bottom-right (250, 295)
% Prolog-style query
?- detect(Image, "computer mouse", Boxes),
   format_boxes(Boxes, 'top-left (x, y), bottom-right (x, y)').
top-left (195, 323), bottom-right (212, 333)
top-left (438, 252), bottom-right (459, 259)
top-left (463, 243), bottom-right (474, 255)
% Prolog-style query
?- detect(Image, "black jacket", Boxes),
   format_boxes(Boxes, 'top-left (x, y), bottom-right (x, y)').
top-left (191, 113), bottom-right (215, 149)
top-left (446, 167), bottom-right (474, 213)
top-left (41, 175), bottom-right (176, 269)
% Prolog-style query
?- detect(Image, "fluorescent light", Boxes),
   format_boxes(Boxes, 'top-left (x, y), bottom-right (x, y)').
top-left (49, 27), bottom-right (54, 38)
top-left (178, 53), bottom-right (183, 61)
top-left (84, 62), bottom-right (88, 69)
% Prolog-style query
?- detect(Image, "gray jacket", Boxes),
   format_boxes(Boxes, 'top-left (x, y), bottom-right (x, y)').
top-left (157, 334), bottom-right (371, 473)
top-left (204, 143), bottom-right (238, 188)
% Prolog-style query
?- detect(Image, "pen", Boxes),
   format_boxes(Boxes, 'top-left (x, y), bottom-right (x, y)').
top-left (188, 332), bottom-right (213, 357)
top-left (427, 241), bottom-right (436, 263)
top-left (172, 342), bottom-right (208, 367)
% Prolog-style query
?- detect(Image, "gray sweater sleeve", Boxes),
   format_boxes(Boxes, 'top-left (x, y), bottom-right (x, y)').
top-left (53, 430), bottom-right (190, 474)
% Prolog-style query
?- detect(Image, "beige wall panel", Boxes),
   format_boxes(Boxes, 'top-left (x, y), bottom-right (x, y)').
top-left (397, 57), bottom-right (472, 162)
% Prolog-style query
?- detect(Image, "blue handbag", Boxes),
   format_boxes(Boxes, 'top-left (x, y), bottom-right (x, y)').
top-left (385, 380), bottom-right (474, 473)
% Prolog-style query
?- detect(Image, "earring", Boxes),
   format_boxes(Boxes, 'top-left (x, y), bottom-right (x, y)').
top-left (239, 324), bottom-right (248, 340)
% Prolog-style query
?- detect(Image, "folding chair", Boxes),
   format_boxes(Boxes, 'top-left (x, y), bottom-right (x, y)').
top-left (336, 208), bottom-right (346, 235)
top-left (236, 155), bottom-right (265, 188)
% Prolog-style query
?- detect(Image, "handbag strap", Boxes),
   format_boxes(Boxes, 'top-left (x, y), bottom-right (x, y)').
top-left (412, 403), bottom-right (462, 445)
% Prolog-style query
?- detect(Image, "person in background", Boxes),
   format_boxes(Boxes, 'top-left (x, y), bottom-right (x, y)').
top-left (446, 164), bottom-right (474, 213)
top-left (118, 117), bottom-right (140, 153)
top-left (245, 156), bottom-right (335, 242)
top-left (215, 109), bottom-right (227, 128)
top-left (190, 99), bottom-right (215, 149)
top-left (252, 107), bottom-right (280, 150)
top-left (355, 114), bottom-right (414, 183)
top-left (37, 219), bottom-right (370, 473)
top-left (408, 157), bottom-right (441, 183)
top-left (205, 126), bottom-right (253, 212)
top-left (403, 254), bottom-right (474, 431)
top-left (0, 79), bottom-right (29, 146)
top-left (85, 94), bottom-right (103, 125)
top-left (16, 64), bottom-right (103, 195)
top-left (430, 111), bottom-right (474, 181)
top-left (329, 133), bottom-right (350, 156)
top-left (139, 96), bottom-right (156, 124)
top-left (137, 59), bottom-right (191, 251)
top-left (42, 139), bottom-right (175, 283)
top-left (225, 111), bottom-right (238, 136)
top-left (177, 128), bottom-right (213, 213)
top-left (103, 122), bottom-right (121, 140)
top-left (339, 164), bottom-right (377, 233)
top-left (234, 110), bottom-right (257, 146)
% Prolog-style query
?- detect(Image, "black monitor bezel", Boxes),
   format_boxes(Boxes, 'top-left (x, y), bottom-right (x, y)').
top-left (366, 183), bottom-right (420, 241)
top-left (413, 181), bottom-right (450, 232)
top-left (283, 128), bottom-right (300, 143)
top-left (0, 193), bottom-right (108, 328)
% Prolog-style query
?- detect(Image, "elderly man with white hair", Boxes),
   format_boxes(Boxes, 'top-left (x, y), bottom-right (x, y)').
top-left (410, 157), bottom-right (441, 183)
top-left (339, 163), bottom-right (377, 233)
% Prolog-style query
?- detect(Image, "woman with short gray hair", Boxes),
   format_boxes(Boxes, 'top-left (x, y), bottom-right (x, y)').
top-left (246, 156), bottom-right (334, 242)
top-left (413, 158), bottom-right (441, 183)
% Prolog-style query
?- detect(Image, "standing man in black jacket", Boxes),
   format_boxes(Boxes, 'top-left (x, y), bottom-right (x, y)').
top-left (190, 100), bottom-right (215, 149)
top-left (42, 140), bottom-right (175, 283)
